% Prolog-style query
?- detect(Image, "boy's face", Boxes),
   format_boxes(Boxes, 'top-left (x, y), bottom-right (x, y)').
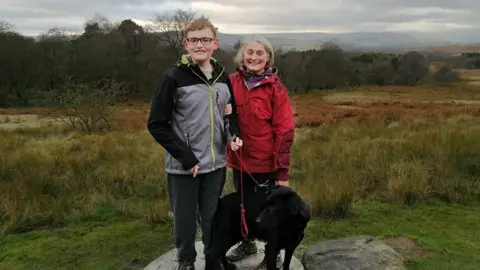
top-left (184, 28), bottom-right (218, 64)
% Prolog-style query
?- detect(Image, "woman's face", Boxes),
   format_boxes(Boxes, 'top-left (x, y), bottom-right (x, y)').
top-left (243, 42), bottom-right (269, 74)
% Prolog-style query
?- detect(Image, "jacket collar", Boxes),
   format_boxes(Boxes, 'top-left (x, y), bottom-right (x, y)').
top-left (177, 54), bottom-right (225, 83)
top-left (236, 66), bottom-right (279, 87)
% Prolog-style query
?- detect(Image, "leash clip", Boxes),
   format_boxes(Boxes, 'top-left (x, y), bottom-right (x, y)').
top-left (262, 179), bottom-right (273, 194)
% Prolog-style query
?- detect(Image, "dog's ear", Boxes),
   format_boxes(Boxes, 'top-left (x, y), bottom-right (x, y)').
top-left (266, 186), bottom-right (294, 203)
top-left (299, 200), bottom-right (311, 221)
top-left (288, 195), bottom-right (311, 222)
top-left (287, 196), bottom-right (299, 215)
top-left (294, 196), bottom-right (311, 221)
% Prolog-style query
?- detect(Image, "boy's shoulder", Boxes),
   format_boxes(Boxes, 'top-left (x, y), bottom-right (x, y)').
top-left (163, 65), bottom-right (183, 79)
top-left (160, 64), bottom-right (196, 86)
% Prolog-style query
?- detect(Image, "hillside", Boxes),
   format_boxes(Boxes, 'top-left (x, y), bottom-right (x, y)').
top-left (390, 43), bottom-right (480, 55)
top-left (218, 29), bottom-right (480, 52)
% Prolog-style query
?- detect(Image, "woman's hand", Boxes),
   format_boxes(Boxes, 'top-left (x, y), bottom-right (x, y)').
top-left (276, 180), bottom-right (289, 187)
top-left (225, 104), bottom-right (232, 115)
top-left (276, 169), bottom-right (289, 186)
top-left (230, 137), bottom-right (243, 151)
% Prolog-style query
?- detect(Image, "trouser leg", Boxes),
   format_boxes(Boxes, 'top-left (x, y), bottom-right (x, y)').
top-left (198, 167), bottom-right (227, 254)
top-left (167, 173), bottom-right (199, 262)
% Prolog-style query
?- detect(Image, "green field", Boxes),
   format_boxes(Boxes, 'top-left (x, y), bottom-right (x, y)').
top-left (1, 80), bottom-right (480, 269)
top-left (1, 199), bottom-right (479, 269)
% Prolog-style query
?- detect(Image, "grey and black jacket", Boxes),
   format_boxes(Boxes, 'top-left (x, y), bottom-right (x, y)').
top-left (147, 54), bottom-right (241, 175)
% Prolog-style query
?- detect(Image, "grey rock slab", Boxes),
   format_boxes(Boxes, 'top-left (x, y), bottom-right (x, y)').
top-left (302, 235), bottom-right (405, 270)
top-left (145, 240), bottom-right (304, 270)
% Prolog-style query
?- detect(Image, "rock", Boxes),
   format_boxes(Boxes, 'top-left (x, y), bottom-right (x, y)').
top-left (145, 240), bottom-right (304, 270)
top-left (301, 235), bottom-right (405, 270)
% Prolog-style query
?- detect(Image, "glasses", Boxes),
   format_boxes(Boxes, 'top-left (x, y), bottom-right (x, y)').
top-left (186, 37), bottom-right (214, 45)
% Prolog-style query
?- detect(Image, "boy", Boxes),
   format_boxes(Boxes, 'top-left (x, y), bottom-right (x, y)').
top-left (147, 17), bottom-right (242, 270)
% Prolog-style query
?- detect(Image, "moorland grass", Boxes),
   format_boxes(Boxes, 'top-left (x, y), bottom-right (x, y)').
top-left (1, 82), bottom-right (480, 269)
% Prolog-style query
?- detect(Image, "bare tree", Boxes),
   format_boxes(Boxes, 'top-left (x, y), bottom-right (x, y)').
top-left (47, 78), bottom-right (127, 132)
top-left (148, 9), bottom-right (198, 61)
top-left (0, 20), bottom-right (13, 33)
top-left (39, 27), bottom-right (79, 43)
top-left (85, 13), bottom-right (118, 34)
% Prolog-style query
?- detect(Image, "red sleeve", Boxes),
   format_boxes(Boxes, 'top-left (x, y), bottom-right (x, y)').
top-left (271, 81), bottom-right (295, 181)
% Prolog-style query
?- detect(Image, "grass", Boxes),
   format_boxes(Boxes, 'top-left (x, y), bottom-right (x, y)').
top-left (457, 69), bottom-right (480, 86)
top-left (0, 130), bottom-right (173, 235)
top-left (2, 116), bottom-right (480, 234)
top-left (291, 82), bottom-right (480, 127)
top-left (1, 80), bottom-right (480, 269)
top-left (319, 82), bottom-right (480, 103)
top-left (1, 199), bottom-right (478, 269)
top-left (0, 217), bottom-right (174, 270)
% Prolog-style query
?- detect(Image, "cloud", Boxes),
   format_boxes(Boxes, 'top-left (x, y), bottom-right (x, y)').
top-left (2, 0), bottom-right (480, 35)
top-left (1, 0), bottom-right (191, 35)
top-left (189, 0), bottom-right (478, 33)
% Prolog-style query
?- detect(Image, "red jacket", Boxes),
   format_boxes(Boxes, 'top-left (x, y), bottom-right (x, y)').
top-left (227, 71), bottom-right (295, 181)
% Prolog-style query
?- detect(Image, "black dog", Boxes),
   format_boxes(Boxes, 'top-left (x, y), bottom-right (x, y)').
top-left (205, 186), bottom-right (311, 270)
top-left (204, 186), bottom-right (268, 270)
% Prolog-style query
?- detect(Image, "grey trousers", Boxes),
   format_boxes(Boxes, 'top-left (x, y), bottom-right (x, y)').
top-left (167, 167), bottom-right (226, 262)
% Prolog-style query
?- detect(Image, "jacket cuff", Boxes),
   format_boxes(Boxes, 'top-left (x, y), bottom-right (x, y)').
top-left (228, 134), bottom-right (237, 142)
top-left (276, 169), bottom-right (289, 181)
top-left (181, 152), bottom-right (200, 170)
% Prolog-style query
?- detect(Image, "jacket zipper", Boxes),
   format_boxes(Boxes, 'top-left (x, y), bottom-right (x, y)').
top-left (186, 131), bottom-right (190, 146)
top-left (191, 66), bottom-right (225, 170)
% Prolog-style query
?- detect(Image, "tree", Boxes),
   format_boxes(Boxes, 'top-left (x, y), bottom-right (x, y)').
top-left (433, 65), bottom-right (460, 83)
top-left (367, 61), bottom-right (395, 86)
top-left (305, 44), bottom-right (349, 90)
top-left (37, 28), bottom-right (76, 91)
top-left (0, 32), bottom-right (39, 106)
top-left (48, 78), bottom-right (127, 132)
top-left (394, 51), bottom-right (429, 86)
top-left (84, 14), bottom-right (117, 35)
top-left (0, 20), bottom-right (14, 33)
top-left (149, 9), bottom-right (198, 61)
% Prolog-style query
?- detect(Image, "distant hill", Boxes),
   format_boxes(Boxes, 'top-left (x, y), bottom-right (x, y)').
top-left (386, 43), bottom-right (480, 55)
top-left (29, 28), bottom-right (479, 54)
top-left (217, 29), bottom-right (480, 53)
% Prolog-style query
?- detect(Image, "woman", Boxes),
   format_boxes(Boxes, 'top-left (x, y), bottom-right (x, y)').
top-left (225, 36), bottom-right (295, 265)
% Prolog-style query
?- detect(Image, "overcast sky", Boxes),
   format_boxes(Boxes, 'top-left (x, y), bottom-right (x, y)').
top-left (2, 0), bottom-right (479, 36)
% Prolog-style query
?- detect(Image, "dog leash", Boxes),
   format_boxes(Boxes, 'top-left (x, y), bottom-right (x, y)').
top-left (232, 147), bottom-right (266, 239)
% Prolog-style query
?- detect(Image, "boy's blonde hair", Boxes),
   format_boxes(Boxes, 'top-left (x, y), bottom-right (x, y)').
top-left (183, 16), bottom-right (218, 39)
top-left (233, 36), bottom-right (275, 68)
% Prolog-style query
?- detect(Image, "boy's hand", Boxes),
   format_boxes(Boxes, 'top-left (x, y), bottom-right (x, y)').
top-left (191, 164), bottom-right (200, 177)
top-left (225, 104), bottom-right (232, 115)
top-left (230, 137), bottom-right (243, 151)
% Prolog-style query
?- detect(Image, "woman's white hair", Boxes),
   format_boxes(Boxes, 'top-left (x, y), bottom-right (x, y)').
top-left (233, 35), bottom-right (275, 68)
